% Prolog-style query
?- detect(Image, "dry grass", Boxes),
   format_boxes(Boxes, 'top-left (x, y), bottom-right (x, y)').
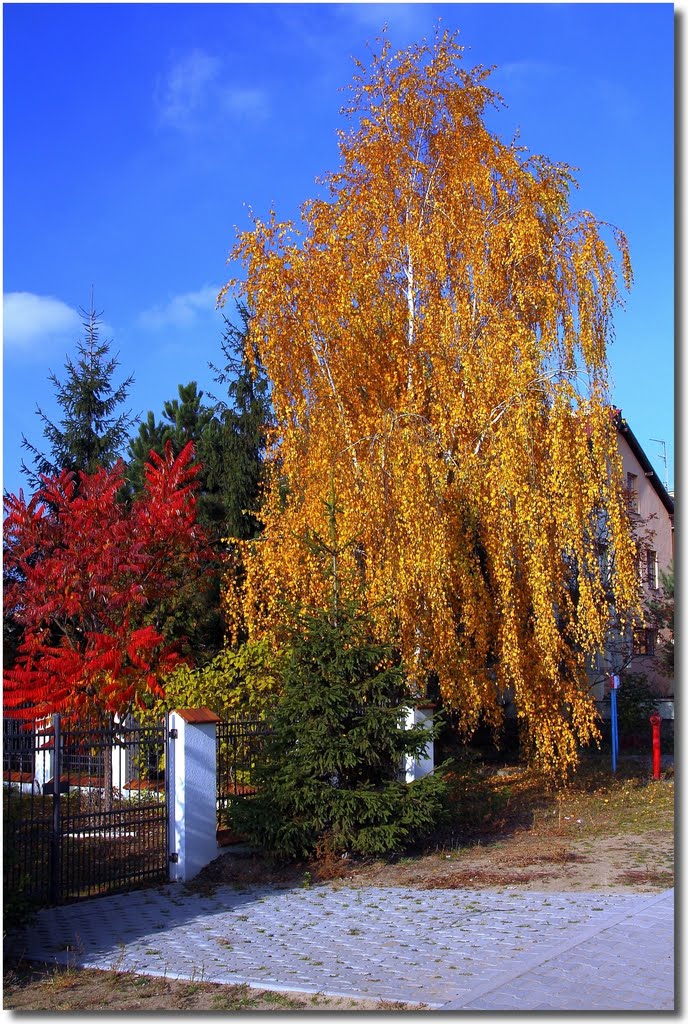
top-left (616, 867), bottom-right (675, 888)
top-left (2, 962), bottom-right (426, 1012)
top-left (189, 753), bottom-right (673, 895)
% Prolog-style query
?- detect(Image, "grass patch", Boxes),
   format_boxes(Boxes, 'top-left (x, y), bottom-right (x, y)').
top-left (188, 752), bottom-right (673, 896)
top-left (617, 868), bottom-right (674, 887)
top-left (4, 962), bottom-right (421, 1012)
top-left (437, 754), bottom-right (673, 848)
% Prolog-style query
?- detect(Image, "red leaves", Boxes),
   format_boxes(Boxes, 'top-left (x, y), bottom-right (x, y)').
top-left (4, 441), bottom-right (208, 720)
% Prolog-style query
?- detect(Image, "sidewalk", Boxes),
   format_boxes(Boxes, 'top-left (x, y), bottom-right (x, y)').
top-left (6, 883), bottom-right (674, 1011)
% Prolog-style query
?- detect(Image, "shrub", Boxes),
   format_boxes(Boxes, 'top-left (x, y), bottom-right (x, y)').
top-left (232, 600), bottom-right (448, 860)
top-left (146, 638), bottom-right (280, 721)
top-left (3, 794), bottom-right (38, 935)
top-left (615, 672), bottom-right (659, 735)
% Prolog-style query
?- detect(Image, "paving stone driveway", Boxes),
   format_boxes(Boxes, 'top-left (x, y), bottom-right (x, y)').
top-left (7, 883), bottom-right (674, 1011)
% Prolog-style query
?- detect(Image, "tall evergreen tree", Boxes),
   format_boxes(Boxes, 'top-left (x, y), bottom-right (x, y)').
top-left (126, 383), bottom-right (214, 497)
top-left (204, 306), bottom-right (272, 541)
top-left (124, 308), bottom-right (272, 659)
top-left (126, 382), bottom-right (227, 661)
top-left (126, 412), bottom-right (171, 495)
top-left (20, 294), bottom-right (136, 489)
top-left (127, 307), bottom-right (270, 544)
top-left (164, 381), bottom-right (216, 450)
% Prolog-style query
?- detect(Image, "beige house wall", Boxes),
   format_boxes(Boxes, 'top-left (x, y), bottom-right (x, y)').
top-left (588, 422), bottom-right (674, 705)
top-left (618, 434), bottom-right (673, 579)
top-left (614, 427), bottom-right (674, 697)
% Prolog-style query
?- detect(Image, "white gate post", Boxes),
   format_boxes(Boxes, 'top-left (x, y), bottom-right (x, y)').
top-left (34, 716), bottom-right (53, 792)
top-left (111, 715), bottom-right (127, 794)
top-left (168, 708), bottom-right (220, 882)
top-left (404, 703), bottom-right (436, 782)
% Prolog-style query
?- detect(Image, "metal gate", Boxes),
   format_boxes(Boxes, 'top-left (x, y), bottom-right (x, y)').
top-left (3, 714), bottom-right (169, 906)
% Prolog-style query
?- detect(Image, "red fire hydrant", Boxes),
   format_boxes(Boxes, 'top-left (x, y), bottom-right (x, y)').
top-left (650, 712), bottom-right (662, 780)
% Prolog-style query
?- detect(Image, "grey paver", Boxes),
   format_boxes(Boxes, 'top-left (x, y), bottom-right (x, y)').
top-left (6, 883), bottom-right (674, 1011)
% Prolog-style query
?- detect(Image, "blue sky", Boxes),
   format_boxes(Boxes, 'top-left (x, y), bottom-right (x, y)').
top-left (3, 2), bottom-right (675, 499)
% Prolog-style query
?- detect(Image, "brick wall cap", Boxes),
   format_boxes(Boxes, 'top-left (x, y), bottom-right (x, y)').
top-left (174, 708), bottom-right (220, 724)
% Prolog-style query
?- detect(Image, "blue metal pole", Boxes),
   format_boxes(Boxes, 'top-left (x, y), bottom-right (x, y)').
top-left (614, 684), bottom-right (618, 770)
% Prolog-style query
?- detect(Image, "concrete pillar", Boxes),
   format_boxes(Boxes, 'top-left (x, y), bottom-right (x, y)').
top-left (111, 716), bottom-right (127, 794)
top-left (34, 717), bottom-right (53, 792)
top-left (404, 703), bottom-right (435, 782)
top-left (168, 708), bottom-right (220, 882)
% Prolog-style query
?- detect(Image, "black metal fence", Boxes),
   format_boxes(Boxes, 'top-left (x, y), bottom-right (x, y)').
top-left (216, 717), bottom-right (271, 834)
top-left (3, 714), bottom-right (169, 906)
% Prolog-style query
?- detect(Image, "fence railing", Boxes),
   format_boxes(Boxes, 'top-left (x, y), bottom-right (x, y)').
top-left (6, 706), bottom-right (436, 904)
top-left (216, 717), bottom-right (271, 834)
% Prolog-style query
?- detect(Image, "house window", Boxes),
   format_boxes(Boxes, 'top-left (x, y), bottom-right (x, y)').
top-left (632, 627), bottom-right (656, 657)
top-left (626, 472), bottom-right (639, 512)
top-left (633, 548), bottom-right (642, 585)
top-left (646, 549), bottom-right (658, 590)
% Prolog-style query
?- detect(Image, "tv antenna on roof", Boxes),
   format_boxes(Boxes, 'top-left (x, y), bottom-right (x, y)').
top-left (649, 439), bottom-right (669, 491)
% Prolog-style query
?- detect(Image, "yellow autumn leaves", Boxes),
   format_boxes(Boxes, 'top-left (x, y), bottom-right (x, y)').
top-left (219, 29), bottom-right (638, 778)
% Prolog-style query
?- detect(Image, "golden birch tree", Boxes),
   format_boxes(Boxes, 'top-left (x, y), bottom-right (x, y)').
top-left (219, 30), bottom-right (639, 776)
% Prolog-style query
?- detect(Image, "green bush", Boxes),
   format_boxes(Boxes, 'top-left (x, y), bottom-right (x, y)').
top-left (146, 638), bottom-right (280, 721)
top-left (232, 600), bottom-right (447, 860)
top-left (615, 672), bottom-right (659, 734)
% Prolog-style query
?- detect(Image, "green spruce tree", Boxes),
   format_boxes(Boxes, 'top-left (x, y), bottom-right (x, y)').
top-left (126, 411), bottom-right (171, 495)
top-left (126, 383), bottom-right (225, 662)
top-left (125, 308), bottom-right (271, 661)
top-left (126, 382), bottom-right (214, 499)
top-left (127, 307), bottom-right (270, 544)
top-left (204, 306), bottom-right (271, 541)
top-left (20, 294), bottom-right (136, 489)
top-left (233, 492), bottom-right (447, 861)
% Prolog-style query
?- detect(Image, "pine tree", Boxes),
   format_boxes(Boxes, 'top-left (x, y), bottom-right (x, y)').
top-left (126, 382), bottom-right (214, 499)
top-left (232, 493), bottom-right (447, 861)
top-left (126, 384), bottom-right (226, 662)
top-left (123, 308), bottom-right (272, 660)
top-left (21, 294), bottom-right (136, 489)
top-left (126, 308), bottom-right (270, 544)
top-left (126, 412), bottom-right (171, 495)
top-left (204, 306), bottom-right (271, 541)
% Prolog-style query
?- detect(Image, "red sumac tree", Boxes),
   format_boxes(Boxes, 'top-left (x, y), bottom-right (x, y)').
top-left (4, 441), bottom-right (212, 721)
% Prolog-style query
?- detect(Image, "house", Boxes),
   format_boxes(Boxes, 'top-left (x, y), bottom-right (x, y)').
top-left (591, 412), bottom-right (674, 704)
top-left (617, 412), bottom-right (674, 692)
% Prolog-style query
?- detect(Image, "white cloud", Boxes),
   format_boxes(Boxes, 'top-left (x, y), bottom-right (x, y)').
top-left (494, 60), bottom-right (561, 86)
top-left (157, 49), bottom-right (269, 131)
top-left (157, 49), bottom-right (222, 129)
top-left (137, 286), bottom-right (221, 330)
top-left (3, 292), bottom-right (81, 351)
top-left (334, 3), bottom-right (433, 37)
